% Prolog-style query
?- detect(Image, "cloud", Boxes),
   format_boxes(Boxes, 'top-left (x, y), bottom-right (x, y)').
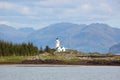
top-left (0, 2), bottom-right (13, 9)
top-left (21, 7), bottom-right (31, 15)
top-left (0, 21), bottom-right (9, 25)
top-left (100, 3), bottom-right (112, 12)
top-left (35, 0), bottom-right (76, 8)
top-left (0, 0), bottom-right (119, 29)
top-left (59, 3), bottom-right (92, 18)
top-left (36, 0), bottom-right (66, 5)
top-left (81, 4), bottom-right (91, 11)
top-left (0, 1), bottom-right (32, 15)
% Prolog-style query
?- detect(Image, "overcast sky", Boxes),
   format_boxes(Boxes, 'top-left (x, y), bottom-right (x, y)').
top-left (0, 0), bottom-right (120, 29)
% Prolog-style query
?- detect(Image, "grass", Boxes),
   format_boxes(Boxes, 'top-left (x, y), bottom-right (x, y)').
top-left (38, 52), bottom-right (80, 62)
top-left (0, 53), bottom-right (81, 62)
top-left (0, 56), bottom-right (31, 62)
top-left (0, 52), bottom-right (120, 63)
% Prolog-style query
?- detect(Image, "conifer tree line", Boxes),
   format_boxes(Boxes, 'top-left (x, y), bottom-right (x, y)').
top-left (0, 40), bottom-right (56, 56)
top-left (0, 40), bottom-right (38, 56)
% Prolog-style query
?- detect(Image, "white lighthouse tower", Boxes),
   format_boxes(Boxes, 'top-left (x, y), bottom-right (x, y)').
top-left (55, 38), bottom-right (66, 52)
top-left (55, 38), bottom-right (60, 48)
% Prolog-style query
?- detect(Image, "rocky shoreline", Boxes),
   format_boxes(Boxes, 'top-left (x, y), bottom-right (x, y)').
top-left (0, 59), bottom-right (120, 66)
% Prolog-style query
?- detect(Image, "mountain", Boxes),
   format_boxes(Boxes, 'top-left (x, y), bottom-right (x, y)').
top-left (109, 43), bottom-right (120, 54)
top-left (0, 23), bottom-right (120, 53)
top-left (0, 24), bottom-right (33, 43)
top-left (18, 27), bottom-right (35, 34)
top-left (75, 23), bottom-right (120, 52)
top-left (27, 23), bottom-right (120, 53)
top-left (27, 23), bottom-right (87, 48)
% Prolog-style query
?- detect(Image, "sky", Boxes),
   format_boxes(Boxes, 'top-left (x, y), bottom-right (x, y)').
top-left (0, 0), bottom-right (120, 29)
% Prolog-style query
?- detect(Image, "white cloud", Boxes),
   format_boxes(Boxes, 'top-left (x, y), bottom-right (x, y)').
top-left (0, 0), bottom-right (119, 29)
top-left (0, 1), bottom-right (32, 15)
top-left (81, 4), bottom-right (91, 11)
top-left (35, 0), bottom-right (75, 8)
top-left (0, 2), bottom-right (13, 9)
top-left (100, 3), bottom-right (112, 12)
top-left (59, 3), bottom-right (92, 18)
top-left (36, 0), bottom-right (67, 5)
top-left (0, 21), bottom-right (9, 25)
top-left (21, 7), bottom-right (31, 15)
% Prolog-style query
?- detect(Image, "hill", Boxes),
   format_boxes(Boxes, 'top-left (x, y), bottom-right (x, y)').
top-left (109, 43), bottom-right (120, 54)
top-left (0, 24), bottom-right (35, 43)
top-left (18, 27), bottom-right (35, 35)
top-left (28, 23), bottom-right (120, 53)
top-left (0, 23), bottom-right (120, 53)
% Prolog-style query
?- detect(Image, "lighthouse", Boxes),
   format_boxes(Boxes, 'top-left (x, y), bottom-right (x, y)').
top-left (55, 38), bottom-right (60, 48)
top-left (55, 38), bottom-right (66, 52)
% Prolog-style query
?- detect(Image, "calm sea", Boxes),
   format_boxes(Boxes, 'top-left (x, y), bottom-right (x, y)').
top-left (0, 65), bottom-right (120, 80)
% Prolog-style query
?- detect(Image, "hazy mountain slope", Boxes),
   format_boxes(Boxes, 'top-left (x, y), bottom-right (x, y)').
top-left (71, 23), bottom-right (120, 52)
top-left (0, 23), bottom-right (120, 53)
top-left (109, 43), bottom-right (120, 54)
top-left (18, 27), bottom-right (35, 35)
top-left (0, 24), bottom-right (27, 43)
top-left (27, 23), bottom-right (86, 48)
top-left (27, 23), bottom-right (120, 53)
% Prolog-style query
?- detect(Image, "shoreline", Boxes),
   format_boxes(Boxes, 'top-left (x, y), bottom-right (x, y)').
top-left (0, 64), bottom-right (120, 67)
top-left (0, 59), bottom-right (120, 66)
top-left (0, 63), bottom-right (120, 66)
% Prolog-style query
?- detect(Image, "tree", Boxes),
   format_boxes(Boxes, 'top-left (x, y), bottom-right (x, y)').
top-left (44, 45), bottom-right (50, 53)
top-left (39, 46), bottom-right (44, 53)
top-left (0, 40), bottom-right (38, 56)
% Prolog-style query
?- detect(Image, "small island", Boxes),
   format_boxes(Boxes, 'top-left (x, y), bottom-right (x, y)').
top-left (0, 40), bottom-right (120, 66)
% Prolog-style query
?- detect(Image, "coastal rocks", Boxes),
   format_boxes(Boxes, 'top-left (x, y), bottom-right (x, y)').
top-left (87, 60), bottom-right (120, 65)
top-left (21, 59), bottom-right (120, 66)
top-left (21, 59), bottom-right (64, 64)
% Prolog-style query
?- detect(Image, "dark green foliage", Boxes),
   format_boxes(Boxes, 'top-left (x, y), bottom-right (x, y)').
top-left (44, 45), bottom-right (55, 53)
top-left (0, 40), bottom-right (56, 56)
top-left (39, 47), bottom-right (44, 53)
top-left (44, 45), bottom-right (50, 52)
top-left (88, 52), bottom-right (101, 56)
top-left (106, 52), bottom-right (113, 56)
top-left (0, 40), bottom-right (38, 56)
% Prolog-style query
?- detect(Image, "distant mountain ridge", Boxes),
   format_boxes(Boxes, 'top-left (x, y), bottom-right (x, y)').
top-left (0, 24), bottom-right (25, 43)
top-left (0, 23), bottom-right (120, 53)
top-left (109, 43), bottom-right (120, 54)
top-left (18, 27), bottom-right (35, 33)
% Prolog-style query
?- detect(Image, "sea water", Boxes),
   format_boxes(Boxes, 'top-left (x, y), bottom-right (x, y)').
top-left (0, 65), bottom-right (120, 80)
